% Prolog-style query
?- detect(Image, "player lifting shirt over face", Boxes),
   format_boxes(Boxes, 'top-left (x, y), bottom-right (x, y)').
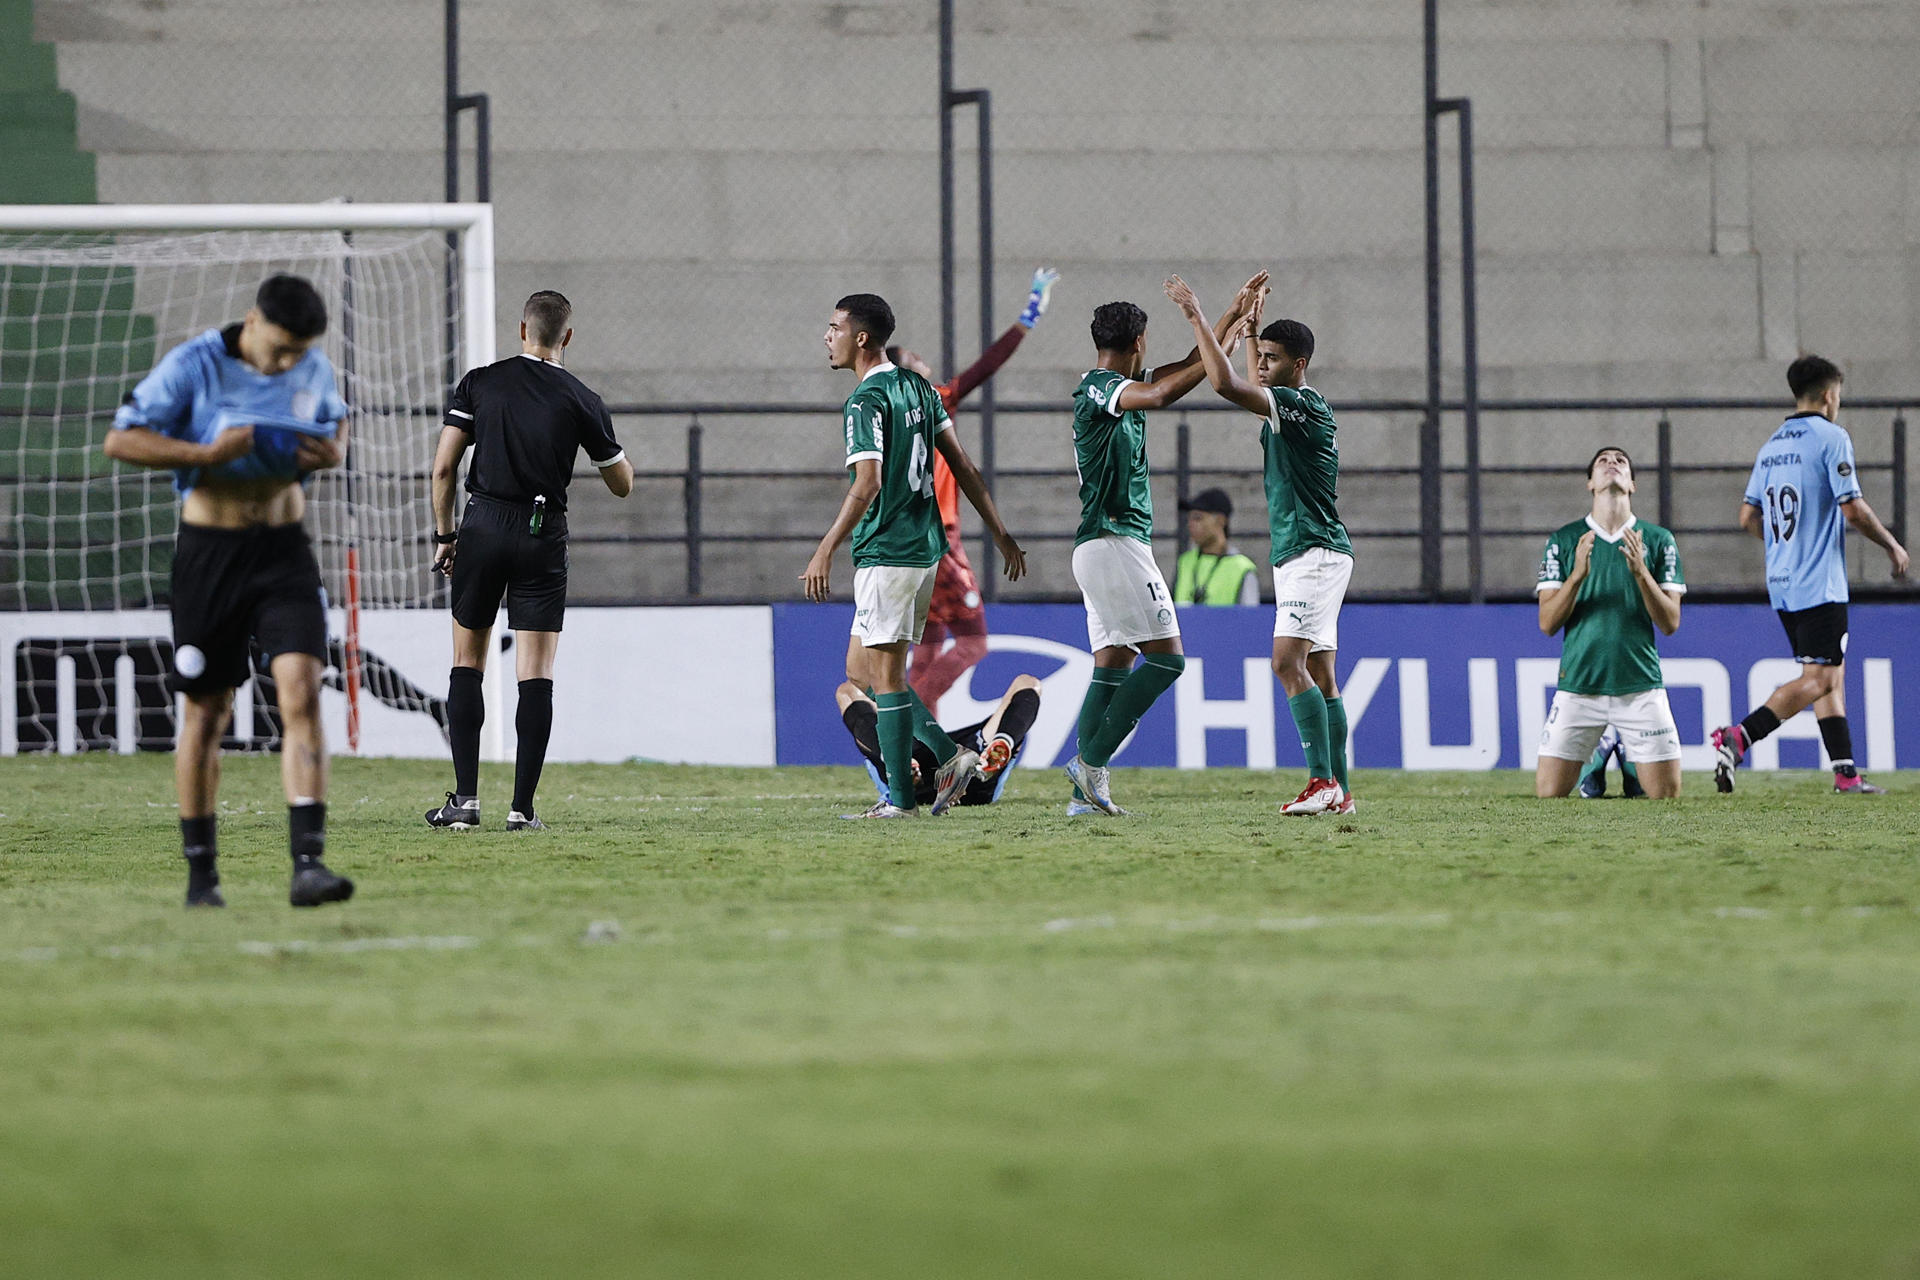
top-left (104, 274), bottom-right (355, 908)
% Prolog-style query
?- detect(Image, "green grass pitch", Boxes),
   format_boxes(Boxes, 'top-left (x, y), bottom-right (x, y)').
top-left (3, 754), bottom-right (1919, 1278)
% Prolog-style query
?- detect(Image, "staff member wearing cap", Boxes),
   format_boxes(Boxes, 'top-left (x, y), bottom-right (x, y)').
top-left (1173, 488), bottom-right (1261, 605)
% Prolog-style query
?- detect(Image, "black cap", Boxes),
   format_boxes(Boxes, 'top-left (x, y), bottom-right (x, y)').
top-left (1179, 487), bottom-right (1232, 518)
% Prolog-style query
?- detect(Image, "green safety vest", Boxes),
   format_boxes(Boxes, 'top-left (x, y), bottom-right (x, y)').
top-left (1173, 547), bottom-right (1259, 605)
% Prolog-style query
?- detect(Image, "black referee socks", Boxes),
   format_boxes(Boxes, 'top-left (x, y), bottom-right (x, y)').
top-left (447, 666), bottom-right (485, 799)
top-left (512, 679), bottom-right (554, 816)
top-left (289, 801), bottom-right (326, 866)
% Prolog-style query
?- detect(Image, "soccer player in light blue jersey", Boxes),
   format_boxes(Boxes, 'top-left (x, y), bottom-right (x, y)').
top-left (104, 274), bottom-right (357, 907)
top-left (1711, 355), bottom-right (1909, 794)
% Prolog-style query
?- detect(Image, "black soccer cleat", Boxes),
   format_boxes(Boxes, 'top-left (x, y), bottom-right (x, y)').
top-left (289, 862), bottom-right (355, 908)
top-left (506, 809), bottom-right (546, 831)
top-left (425, 793), bottom-right (479, 829)
top-left (185, 884), bottom-right (226, 908)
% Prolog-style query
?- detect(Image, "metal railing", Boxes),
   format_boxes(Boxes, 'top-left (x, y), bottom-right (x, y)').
top-left (572, 397), bottom-right (1910, 606)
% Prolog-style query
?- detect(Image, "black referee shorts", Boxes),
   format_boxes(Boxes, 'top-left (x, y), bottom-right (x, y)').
top-left (170, 522), bottom-right (328, 695)
top-left (1777, 601), bottom-right (1848, 666)
top-left (450, 494), bottom-right (569, 633)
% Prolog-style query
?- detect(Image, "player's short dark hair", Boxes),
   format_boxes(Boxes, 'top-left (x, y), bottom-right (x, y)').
top-left (1588, 446), bottom-right (1633, 480)
top-left (1787, 354), bottom-right (1844, 401)
top-left (255, 274), bottom-right (327, 340)
top-left (523, 290), bottom-right (572, 347)
top-left (1091, 302), bottom-right (1148, 352)
top-left (835, 293), bottom-right (895, 349)
top-left (1261, 318), bottom-right (1315, 364)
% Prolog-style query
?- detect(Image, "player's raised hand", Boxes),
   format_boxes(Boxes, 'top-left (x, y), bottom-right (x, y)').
top-left (1572, 529), bottom-right (1596, 578)
top-left (801, 550), bottom-right (833, 602)
top-left (1620, 525), bottom-right (1648, 574)
top-left (200, 424), bottom-right (254, 465)
top-left (1229, 270), bottom-right (1271, 319)
top-left (1164, 275), bottom-right (1202, 322)
top-left (295, 434), bottom-right (346, 473)
top-left (996, 531), bottom-right (1027, 582)
top-left (1018, 268), bottom-right (1060, 329)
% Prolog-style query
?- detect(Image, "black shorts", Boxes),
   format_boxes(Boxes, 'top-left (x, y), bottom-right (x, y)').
top-left (170, 522), bottom-right (328, 694)
top-left (450, 494), bottom-right (569, 632)
top-left (1777, 601), bottom-right (1848, 666)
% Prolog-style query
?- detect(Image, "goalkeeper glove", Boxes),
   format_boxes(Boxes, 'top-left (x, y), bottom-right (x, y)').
top-left (1018, 267), bottom-right (1059, 329)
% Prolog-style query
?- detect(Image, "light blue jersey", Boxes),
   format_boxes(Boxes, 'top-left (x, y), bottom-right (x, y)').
top-left (112, 325), bottom-right (347, 494)
top-left (1742, 411), bottom-right (1862, 612)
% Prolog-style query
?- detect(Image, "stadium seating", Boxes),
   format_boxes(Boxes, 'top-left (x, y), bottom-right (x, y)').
top-left (18, 0), bottom-right (1920, 598)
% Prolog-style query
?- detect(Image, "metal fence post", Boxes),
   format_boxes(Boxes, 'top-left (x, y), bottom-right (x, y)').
top-left (1893, 409), bottom-right (1908, 547)
top-left (1175, 414), bottom-right (1192, 558)
top-left (684, 419), bottom-right (703, 598)
top-left (1656, 412), bottom-right (1673, 531)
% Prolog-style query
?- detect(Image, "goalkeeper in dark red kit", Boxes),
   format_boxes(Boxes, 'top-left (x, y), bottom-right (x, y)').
top-left (887, 267), bottom-right (1058, 714)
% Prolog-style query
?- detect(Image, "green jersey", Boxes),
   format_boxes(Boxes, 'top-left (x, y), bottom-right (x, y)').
top-left (1536, 516), bottom-right (1686, 697)
top-left (843, 363), bottom-right (951, 569)
top-left (1260, 385), bottom-right (1352, 564)
top-left (1072, 367), bottom-right (1154, 547)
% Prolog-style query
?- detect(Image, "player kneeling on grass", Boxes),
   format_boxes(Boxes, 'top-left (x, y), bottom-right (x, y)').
top-left (1166, 275), bottom-right (1356, 817)
top-left (838, 675), bottom-right (1042, 810)
top-left (103, 274), bottom-right (355, 908)
top-left (1533, 447), bottom-right (1686, 799)
top-left (804, 293), bottom-right (1026, 819)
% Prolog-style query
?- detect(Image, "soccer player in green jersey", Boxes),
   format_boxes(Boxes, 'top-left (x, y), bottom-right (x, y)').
top-left (1061, 273), bottom-right (1268, 816)
top-left (1533, 447), bottom-right (1687, 798)
top-left (1167, 275), bottom-right (1355, 816)
top-left (803, 293), bottom-right (1026, 819)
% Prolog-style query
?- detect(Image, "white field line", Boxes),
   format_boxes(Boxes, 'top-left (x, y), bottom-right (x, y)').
top-left (4, 906), bottom-right (1909, 966)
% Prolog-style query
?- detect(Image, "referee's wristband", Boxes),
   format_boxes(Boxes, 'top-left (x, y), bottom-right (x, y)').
top-left (434, 531), bottom-right (458, 544)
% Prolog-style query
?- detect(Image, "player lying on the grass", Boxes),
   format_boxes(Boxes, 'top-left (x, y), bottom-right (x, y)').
top-left (1712, 355), bottom-right (1909, 794)
top-left (102, 273), bottom-right (356, 908)
top-left (838, 674), bottom-right (1042, 810)
top-left (804, 292), bottom-right (1026, 820)
top-left (1061, 273), bottom-right (1267, 818)
top-left (1533, 447), bottom-right (1686, 799)
top-left (887, 267), bottom-right (1059, 715)
top-left (1166, 274), bottom-right (1356, 817)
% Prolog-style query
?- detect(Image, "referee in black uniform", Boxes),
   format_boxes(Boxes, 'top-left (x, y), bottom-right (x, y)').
top-left (425, 290), bottom-right (633, 830)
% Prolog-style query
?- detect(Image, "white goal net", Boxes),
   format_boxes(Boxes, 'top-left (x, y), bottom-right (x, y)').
top-left (0, 204), bottom-right (494, 755)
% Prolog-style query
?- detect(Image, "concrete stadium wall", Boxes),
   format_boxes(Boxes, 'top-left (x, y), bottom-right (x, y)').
top-left (28, 0), bottom-right (1920, 599)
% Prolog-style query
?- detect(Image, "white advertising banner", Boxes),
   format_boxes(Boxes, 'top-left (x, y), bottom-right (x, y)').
top-left (0, 607), bottom-right (776, 765)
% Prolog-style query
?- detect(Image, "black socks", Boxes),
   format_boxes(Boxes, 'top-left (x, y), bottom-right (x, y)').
top-left (1818, 715), bottom-right (1856, 777)
top-left (182, 815), bottom-right (218, 893)
top-left (997, 688), bottom-right (1041, 745)
top-left (842, 700), bottom-right (886, 776)
top-left (290, 802), bottom-right (326, 868)
top-left (447, 666), bottom-right (484, 799)
top-left (512, 678), bottom-right (554, 816)
top-left (1739, 706), bottom-right (1782, 746)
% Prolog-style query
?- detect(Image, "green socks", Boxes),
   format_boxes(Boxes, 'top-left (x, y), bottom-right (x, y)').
top-left (908, 688), bottom-right (959, 765)
top-left (1083, 654), bottom-right (1187, 768)
top-left (1287, 687), bottom-right (1334, 782)
top-left (1071, 668), bottom-right (1127, 799)
top-left (874, 692), bottom-right (916, 809)
top-left (1324, 696), bottom-right (1349, 793)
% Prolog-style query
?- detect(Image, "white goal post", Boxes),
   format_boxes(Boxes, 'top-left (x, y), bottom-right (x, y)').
top-left (0, 202), bottom-right (494, 758)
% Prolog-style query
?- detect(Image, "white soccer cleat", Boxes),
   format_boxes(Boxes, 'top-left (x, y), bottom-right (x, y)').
top-left (1332, 795), bottom-right (1356, 816)
top-left (1281, 777), bottom-right (1345, 816)
top-left (842, 801), bottom-right (919, 819)
top-left (1064, 754), bottom-right (1123, 816)
top-left (1066, 799), bottom-right (1101, 817)
top-left (930, 747), bottom-right (983, 816)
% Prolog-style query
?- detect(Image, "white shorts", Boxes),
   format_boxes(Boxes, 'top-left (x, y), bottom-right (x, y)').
top-left (1538, 689), bottom-right (1682, 764)
top-left (850, 563), bottom-right (938, 646)
top-left (1272, 547), bottom-right (1353, 652)
top-left (1072, 535), bottom-right (1180, 652)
